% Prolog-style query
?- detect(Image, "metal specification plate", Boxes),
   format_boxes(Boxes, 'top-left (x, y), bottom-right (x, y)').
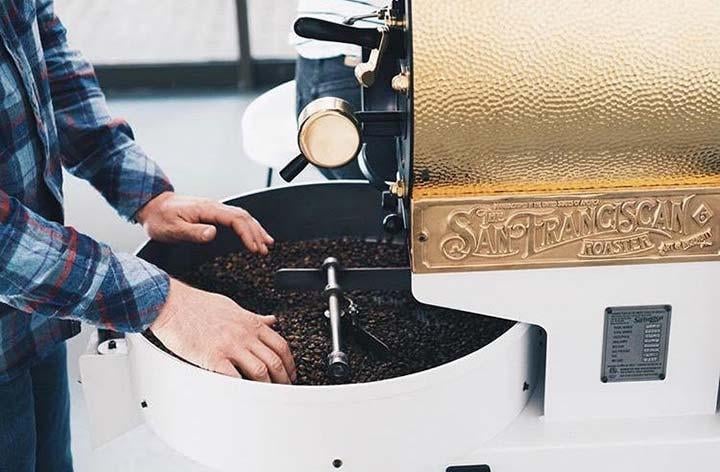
top-left (601, 305), bottom-right (671, 383)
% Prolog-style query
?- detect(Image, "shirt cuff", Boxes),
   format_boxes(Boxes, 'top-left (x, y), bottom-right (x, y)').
top-left (107, 143), bottom-right (175, 223)
top-left (126, 157), bottom-right (175, 223)
top-left (89, 252), bottom-right (171, 333)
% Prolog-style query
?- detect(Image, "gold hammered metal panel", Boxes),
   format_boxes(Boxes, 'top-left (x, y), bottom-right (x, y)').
top-left (410, 0), bottom-right (720, 271)
top-left (411, 0), bottom-right (720, 198)
top-left (412, 188), bottom-right (720, 273)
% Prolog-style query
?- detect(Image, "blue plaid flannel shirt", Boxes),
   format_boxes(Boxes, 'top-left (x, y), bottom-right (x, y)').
top-left (0, 0), bottom-right (174, 382)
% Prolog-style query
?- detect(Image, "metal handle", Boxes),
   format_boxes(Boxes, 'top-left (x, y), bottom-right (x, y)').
top-left (279, 154), bottom-right (309, 183)
top-left (294, 17), bottom-right (381, 50)
top-left (358, 144), bottom-right (390, 191)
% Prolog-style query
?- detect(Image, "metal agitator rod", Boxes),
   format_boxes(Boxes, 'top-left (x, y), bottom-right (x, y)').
top-left (323, 258), bottom-right (351, 381)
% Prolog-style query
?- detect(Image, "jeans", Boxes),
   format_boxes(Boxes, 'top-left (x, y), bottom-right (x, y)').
top-left (295, 55), bottom-right (365, 179)
top-left (0, 343), bottom-right (73, 472)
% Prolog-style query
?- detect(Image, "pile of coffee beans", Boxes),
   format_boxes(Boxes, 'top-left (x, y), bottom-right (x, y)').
top-left (145, 238), bottom-right (514, 385)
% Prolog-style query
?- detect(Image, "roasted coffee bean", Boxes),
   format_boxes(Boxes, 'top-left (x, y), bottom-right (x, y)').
top-left (144, 239), bottom-right (513, 386)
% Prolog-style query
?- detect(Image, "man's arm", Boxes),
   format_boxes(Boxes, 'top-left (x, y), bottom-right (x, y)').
top-left (37, 0), bottom-right (172, 220)
top-left (30, 0), bottom-right (293, 381)
top-left (35, 0), bottom-right (274, 253)
top-left (0, 191), bottom-right (295, 383)
top-left (0, 190), bottom-right (168, 332)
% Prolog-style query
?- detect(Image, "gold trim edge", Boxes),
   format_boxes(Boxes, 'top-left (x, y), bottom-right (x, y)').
top-left (411, 187), bottom-right (720, 273)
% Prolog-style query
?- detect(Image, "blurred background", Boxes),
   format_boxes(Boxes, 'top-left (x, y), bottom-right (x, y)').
top-left (56, 0), bottom-right (296, 88)
top-left (52, 1), bottom-right (321, 470)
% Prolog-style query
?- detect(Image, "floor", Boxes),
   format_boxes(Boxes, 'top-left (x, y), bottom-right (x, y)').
top-left (63, 90), bottom-right (323, 471)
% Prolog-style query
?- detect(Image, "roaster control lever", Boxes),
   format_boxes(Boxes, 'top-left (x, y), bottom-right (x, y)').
top-left (355, 26), bottom-right (390, 88)
top-left (293, 17), bottom-right (392, 88)
top-left (323, 258), bottom-right (351, 382)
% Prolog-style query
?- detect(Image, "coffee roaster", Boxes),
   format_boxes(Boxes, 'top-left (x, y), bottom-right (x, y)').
top-left (81, 1), bottom-right (720, 470)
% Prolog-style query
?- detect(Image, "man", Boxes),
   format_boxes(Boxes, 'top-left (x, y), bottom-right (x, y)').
top-left (293, 0), bottom-right (390, 179)
top-left (0, 2), bottom-right (295, 471)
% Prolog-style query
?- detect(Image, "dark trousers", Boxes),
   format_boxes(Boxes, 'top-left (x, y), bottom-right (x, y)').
top-left (0, 343), bottom-right (73, 472)
top-left (295, 55), bottom-right (365, 180)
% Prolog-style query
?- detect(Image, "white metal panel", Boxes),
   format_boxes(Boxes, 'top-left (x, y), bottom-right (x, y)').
top-left (126, 324), bottom-right (539, 472)
top-left (459, 387), bottom-right (720, 471)
top-left (412, 261), bottom-right (720, 421)
top-left (79, 333), bottom-right (143, 447)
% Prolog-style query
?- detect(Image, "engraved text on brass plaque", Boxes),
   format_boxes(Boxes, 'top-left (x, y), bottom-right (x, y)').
top-left (412, 189), bottom-right (720, 273)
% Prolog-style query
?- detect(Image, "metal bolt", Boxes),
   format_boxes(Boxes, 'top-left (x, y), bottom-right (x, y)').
top-left (380, 8), bottom-right (407, 29)
top-left (391, 72), bottom-right (410, 94)
top-left (389, 180), bottom-right (407, 198)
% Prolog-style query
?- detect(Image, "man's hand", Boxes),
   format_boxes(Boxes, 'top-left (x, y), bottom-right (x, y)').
top-left (151, 279), bottom-right (296, 383)
top-left (137, 192), bottom-right (274, 255)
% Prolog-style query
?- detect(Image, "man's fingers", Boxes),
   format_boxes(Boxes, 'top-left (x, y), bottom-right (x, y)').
top-left (202, 204), bottom-right (260, 253)
top-left (193, 203), bottom-right (272, 254)
top-left (257, 315), bottom-right (277, 326)
top-left (235, 212), bottom-right (270, 255)
top-left (250, 342), bottom-right (292, 384)
top-left (252, 217), bottom-right (275, 245)
top-left (211, 359), bottom-right (241, 378)
top-left (229, 349), bottom-right (272, 383)
top-left (246, 220), bottom-right (270, 255)
top-left (243, 219), bottom-right (268, 255)
top-left (260, 326), bottom-right (296, 382)
top-left (153, 222), bottom-right (215, 244)
top-left (247, 216), bottom-right (274, 249)
top-left (179, 223), bottom-right (217, 243)
top-left (230, 219), bottom-right (263, 254)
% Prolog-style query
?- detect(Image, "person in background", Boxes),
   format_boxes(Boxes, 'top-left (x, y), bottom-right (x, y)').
top-left (0, 2), bottom-right (295, 471)
top-left (293, 0), bottom-right (390, 179)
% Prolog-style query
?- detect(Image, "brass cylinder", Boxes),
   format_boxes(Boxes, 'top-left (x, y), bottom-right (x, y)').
top-left (411, 0), bottom-right (720, 199)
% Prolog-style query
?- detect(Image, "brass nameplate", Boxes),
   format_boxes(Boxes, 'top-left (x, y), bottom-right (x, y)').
top-left (412, 189), bottom-right (720, 273)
